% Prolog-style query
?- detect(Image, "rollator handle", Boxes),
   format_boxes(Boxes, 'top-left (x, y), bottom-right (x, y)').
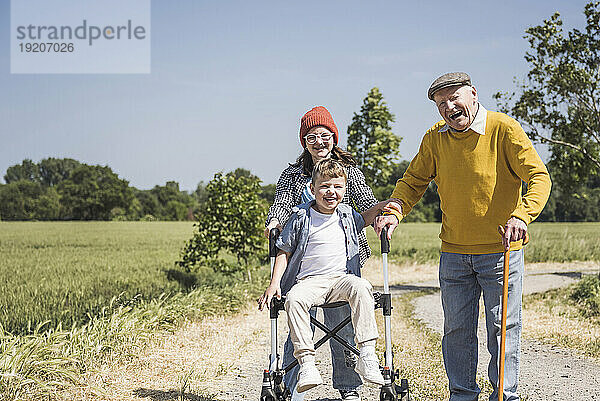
top-left (380, 226), bottom-right (390, 254)
top-left (269, 228), bottom-right (280, 258)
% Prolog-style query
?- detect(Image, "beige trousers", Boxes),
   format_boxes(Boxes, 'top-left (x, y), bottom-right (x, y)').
top-left (285, 274), bottom-right (378, 363)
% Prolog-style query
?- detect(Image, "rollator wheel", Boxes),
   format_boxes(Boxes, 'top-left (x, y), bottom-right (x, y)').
top-left (379, 386), bottom-right (397, 401)
top-left (397, 378), bottom-right (411, 401)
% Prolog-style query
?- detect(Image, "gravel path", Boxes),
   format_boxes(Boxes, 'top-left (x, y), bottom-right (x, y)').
top-left (96, 303), bottom-right (383, 401)
top-left (412, 271), bottom-right (600, 400)
top-left (218, 309), bottom-right (383, 401)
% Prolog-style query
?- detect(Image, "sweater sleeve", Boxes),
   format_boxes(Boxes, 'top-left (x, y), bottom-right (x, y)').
top-left (504, 120), bottom-right (552, 224)
top-left (390, 133), bottom-right (436, 221)
top-left (266, 167), bottom-right (299, 227)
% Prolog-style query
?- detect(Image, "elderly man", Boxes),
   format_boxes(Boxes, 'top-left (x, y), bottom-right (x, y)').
top-left (376, 72), bottom-right (551, 401)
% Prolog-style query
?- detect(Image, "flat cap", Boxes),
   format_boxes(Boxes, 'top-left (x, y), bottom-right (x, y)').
top-left (427, 72), bottom-right (472, 100)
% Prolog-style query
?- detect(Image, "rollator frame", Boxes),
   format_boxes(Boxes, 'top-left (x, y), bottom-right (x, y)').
top-left (260, 227), bottom-right (410, 401)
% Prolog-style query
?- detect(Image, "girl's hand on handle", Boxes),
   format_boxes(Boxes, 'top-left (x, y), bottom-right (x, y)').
top-left (264, 219), bottom-right (282, 239)
top-left (258, 284), bottom-right (281, 311)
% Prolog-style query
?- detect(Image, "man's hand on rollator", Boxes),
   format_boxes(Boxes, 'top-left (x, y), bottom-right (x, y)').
top-left (374, 199), bottom-right (403, 240)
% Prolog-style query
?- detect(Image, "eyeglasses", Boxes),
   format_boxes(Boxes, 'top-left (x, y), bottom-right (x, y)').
top-left (304, 133), bottom-right (333, 145)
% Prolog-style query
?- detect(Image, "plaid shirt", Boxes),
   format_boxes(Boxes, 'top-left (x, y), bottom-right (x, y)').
top-left (266, 164), bottom-right (378, 266)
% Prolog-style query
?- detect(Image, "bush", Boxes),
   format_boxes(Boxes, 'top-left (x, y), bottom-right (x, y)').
top-left (571, 275), bottom-right (600, 316)
top-left (140, 214), bottom-right (157, 221)
top-left (110, 207), bottom-right (127, 221)
top-left (177, 170), bottom-right (267, 280)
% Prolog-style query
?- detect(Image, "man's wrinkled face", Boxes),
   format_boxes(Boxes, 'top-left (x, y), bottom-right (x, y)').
top-left (433, 85), bottom-right (479, 131)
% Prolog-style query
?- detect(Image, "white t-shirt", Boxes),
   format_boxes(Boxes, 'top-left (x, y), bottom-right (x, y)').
top-left (297, 207), bottom-right (347, 280)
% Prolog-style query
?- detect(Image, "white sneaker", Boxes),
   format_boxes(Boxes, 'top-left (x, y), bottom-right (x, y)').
top-left (296, 361), bottom-right (323, 393)
top-left (290, 388), bottom-right (305, 401)
top-left (340, 389), bottom-right (361, 400)
top-left (355, 351), bottom-right (384, 386)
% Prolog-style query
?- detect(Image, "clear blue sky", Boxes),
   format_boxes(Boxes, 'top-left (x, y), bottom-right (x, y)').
top-left (0, 0), bottom-right (590, 191)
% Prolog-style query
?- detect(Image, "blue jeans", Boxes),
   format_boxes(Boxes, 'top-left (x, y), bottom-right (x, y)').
top-left (282, 303), bottom-right (362, 398)
top-left (439, 249), bottom-right (523, 401)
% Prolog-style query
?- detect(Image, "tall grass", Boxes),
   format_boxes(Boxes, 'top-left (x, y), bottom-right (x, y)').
top-left (525, 223), bottom-right (600, 263)
top-left (0, 271), bottom-right (269, 400)
top-left (0, 221), bottom-right (270, 399)
top-left (367, 222), bottom-right (600, 264)
top-left (524, 281), bottom-right (600, 358)
top-left (571, 275), bottom-right (600, 316)
top-left (0, 222), bottom-right (194, 335)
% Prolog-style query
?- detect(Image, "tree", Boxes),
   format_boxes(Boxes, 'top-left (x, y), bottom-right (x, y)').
top-left (151, 181), bottom-right (182, 206)
top-left (149, 181), bottom-right (196, 220)
top-left (0, 180), bottom-right (47, 220)
top-left (374, 160), bottom-right (442, 222)
top-left (4, 159), bottom-right (39, 184)
top-left (177, 170), bottom-right (267, 280)
top-left (133, 189), bottom-right (161, 219)
top-left (232, 168), bottom-right (254, 179)
top-left (259, 183), bottom-right (276, 205)
top-left (0, 183), bottom-right (27, 220)
top-left (194, 181), bottom-right (208, 205)
top-left (347, 87), bottom-right (402, 187)
top-left (126, 196), bottom-right (144, 221)
top-left (165, 200), bottom-right (188, 221)
top-left (494, 1), bottom-right (600, 190)
top-left (537, 162), bottom-right (600, 221)
top-left (4, 158), bottom-right (81, 187)
top-left (58, 165), bottom-right (133, 220)
top-left (32, 187), bottom-right (61, 220)
top-left (38, 158), bottom-right (82, 187)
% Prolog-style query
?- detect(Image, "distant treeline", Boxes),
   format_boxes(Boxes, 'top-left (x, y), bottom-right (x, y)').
top-left (0, 158), bottom-right (275, 221)
top-left (0, 157), bottom-right (597, 222)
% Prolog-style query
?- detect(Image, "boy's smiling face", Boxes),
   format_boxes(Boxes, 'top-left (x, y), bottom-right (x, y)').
top-left (311, 175), bottom-right (346, 214)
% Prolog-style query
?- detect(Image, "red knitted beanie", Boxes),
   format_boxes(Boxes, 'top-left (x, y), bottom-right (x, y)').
top-left (299, 106), bottom-right (339, 148)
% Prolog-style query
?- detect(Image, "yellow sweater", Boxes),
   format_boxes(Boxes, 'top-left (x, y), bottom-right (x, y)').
top-left (390, 109), bottom-right (551, 254)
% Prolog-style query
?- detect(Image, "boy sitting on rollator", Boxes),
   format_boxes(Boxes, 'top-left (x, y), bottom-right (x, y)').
top-left (258, 159), bottom-right (390, 393)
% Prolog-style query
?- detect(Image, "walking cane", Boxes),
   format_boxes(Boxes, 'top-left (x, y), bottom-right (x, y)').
top-left (496, 226), bottom-right (528, 401)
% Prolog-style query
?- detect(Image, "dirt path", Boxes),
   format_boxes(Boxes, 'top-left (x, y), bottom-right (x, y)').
top-left (84, 302), bottom-right (381, 401)
top-left (85, 263), bottom-right (600, 401)
top-left (412, 271), bottom-right (600, 400)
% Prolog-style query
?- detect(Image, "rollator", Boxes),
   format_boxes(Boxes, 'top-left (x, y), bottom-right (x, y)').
top-left (260, 228), bottom-right (410, 401)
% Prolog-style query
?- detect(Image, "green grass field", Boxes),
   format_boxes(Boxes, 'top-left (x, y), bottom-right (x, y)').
top-left (1, 222), bottom-right (599, 335)
top-left (368, 222), bottom-right (600, 264)
top-left (0, 222), bottom-right (195, 335)
top-left (0, 222), bottom-right (270, 400)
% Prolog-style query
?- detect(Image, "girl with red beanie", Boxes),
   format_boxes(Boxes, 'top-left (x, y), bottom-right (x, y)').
top-left (265, 106), bottom-right (378, 401)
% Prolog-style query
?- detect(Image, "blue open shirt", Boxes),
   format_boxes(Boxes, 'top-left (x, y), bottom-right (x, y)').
top-left (275, 200), bottom-right (366, 296)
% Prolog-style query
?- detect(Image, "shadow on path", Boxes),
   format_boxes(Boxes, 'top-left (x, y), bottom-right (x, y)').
top-left (133, 388), bottom-right (218, 401)
top-left (373, 283), bottom-right (439, 294)
top-left (551, 271), bottom-right (583, 279)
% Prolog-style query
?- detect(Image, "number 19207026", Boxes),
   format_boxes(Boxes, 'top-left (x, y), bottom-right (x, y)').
top-left (19, 42), bottom-right (74, 52)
